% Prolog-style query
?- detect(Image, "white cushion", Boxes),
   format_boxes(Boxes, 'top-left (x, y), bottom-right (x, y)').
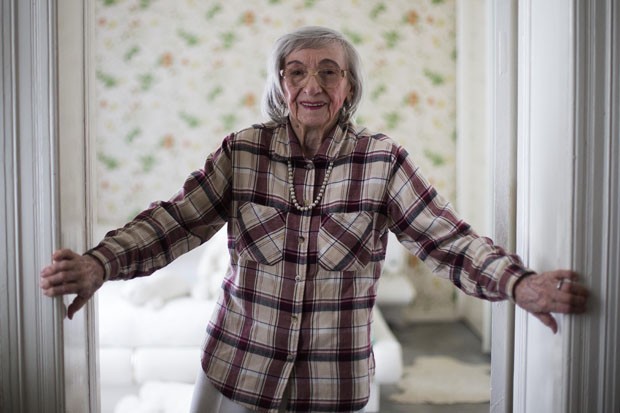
top-left (120, 270), bottom-right (191, 310)
top-left (376, 232), bottom-right (417, 305)
top-left (113, 381), bottom-right (194, 413)
top-left (99, 283), bottom-right (216, 347)
top-left (376, 273), bottom-right (416, 305)
top-left (133, 348), bottom-right (202, 384)
top-left (100, 348), bottom-right (134, 386)
top-left (191, 228), bottom-right (229, 301)
top-left (372, 307), bottom-right (403, 384)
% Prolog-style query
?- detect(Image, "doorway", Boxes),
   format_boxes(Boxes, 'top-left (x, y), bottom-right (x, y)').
top-left (59, 0), bottom-right (517, 412)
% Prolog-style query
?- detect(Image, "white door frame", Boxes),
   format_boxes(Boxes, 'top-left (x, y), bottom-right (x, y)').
top-left (488, 1), bottom-right (519, 412)
top-left (568, 0), bottom-right (619, 412)
top-left (58, 1), bottom-right (100, 412)
top-left (513, 0), bottom-right (620, 412)
top-left (0, 0), bottom-right (97, 411)
top-left (1, 0), bottom-right (66, 411)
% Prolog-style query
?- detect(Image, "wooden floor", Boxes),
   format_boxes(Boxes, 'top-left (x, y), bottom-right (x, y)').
top-left (378, 320), bottom-right (491, 413)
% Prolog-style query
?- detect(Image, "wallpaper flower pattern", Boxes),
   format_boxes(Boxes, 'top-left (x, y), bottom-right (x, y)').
top-left (95, 0), bottom-right (457, 226)
top-left (95, 0), bottom-right (459, 315)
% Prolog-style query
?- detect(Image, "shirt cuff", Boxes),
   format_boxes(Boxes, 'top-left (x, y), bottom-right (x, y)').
top-left (83, 246), bottom-right (119, 282)
top-left (504, 267), bottom-right (537, 303)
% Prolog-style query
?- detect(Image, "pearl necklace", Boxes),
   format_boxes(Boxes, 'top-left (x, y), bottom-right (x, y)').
top-left (287, 160), bottom-right (334, 212)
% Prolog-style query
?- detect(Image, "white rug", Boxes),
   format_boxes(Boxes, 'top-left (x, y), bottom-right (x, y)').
top-left (389, 356), bottom-right (490, 405)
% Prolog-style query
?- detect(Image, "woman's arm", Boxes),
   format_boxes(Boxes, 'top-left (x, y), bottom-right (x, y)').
top-left (40, 135), bottom-right (234, 318)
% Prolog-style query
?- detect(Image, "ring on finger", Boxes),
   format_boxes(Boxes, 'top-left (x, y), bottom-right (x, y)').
top-left (556, 278), bottom-right (570, 291)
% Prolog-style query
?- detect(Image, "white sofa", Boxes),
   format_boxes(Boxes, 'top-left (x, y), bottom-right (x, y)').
top-left (99, 231), bottom-right (414, 413)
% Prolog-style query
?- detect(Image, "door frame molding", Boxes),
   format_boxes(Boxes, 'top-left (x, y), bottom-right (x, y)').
top-left (488, 1), bottom-right (518, 412)
top-left (58, 0), bottom-right (99, 411)
top-left (514, 0), bottom-right (619, 412)
top-left (0, 0), bottom-right (97, 411)
top-left (1, 0), bottom-right (65, 411)
top-left (569, 1), bottom-right (619, 412)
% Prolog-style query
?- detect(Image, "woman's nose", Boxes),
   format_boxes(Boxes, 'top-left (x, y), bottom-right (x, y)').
top-left (302, 73), bottom-right (323, 94)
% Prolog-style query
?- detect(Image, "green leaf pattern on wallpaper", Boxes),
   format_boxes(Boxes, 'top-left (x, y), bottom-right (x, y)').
top-left (95, 0), bottom-right (456, 226)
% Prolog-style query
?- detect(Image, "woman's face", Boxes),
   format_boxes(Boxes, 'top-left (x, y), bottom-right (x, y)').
top-left (281, 43), bottom-right (352, 135)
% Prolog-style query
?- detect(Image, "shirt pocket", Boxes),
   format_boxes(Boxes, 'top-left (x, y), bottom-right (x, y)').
top-left (235, 202), bottom-right (286, 265)
top-left (317, 211), bottom-right (375, 272)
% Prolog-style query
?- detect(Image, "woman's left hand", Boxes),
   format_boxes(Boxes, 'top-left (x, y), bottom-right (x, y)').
top-left (514, 270), bottom-right (589, 333)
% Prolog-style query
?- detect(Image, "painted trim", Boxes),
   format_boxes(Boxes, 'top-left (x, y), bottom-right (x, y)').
top-left (513, 0), bottom-right (532, 411)
top-left (515, 0), bottom-right (577, 407)
top-left (569, 0), bottom-right (620, 412)
top-left (57, 0), bottom-right (100, 411)
top-left (515, 0), bottom-right (619, 412)
top-left (488, 1), bottom-right (518, 412)
top-left (0, 1), bottom-right (21, 410)
top-left (1, 0), bottom-right (99, 411)
top-left (1, 0), bottom-right (65, 411)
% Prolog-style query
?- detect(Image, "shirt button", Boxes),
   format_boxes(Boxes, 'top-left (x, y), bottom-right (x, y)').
top-left (287, 354), bottom-right (295, 362)
top-left (298, 236), bottom-right (305, 244)
top-left (295, 275), bottom-right (302, 282)
top-left (292, 314), bottom-right (299, 323)
top-left (305, 163), bottom-right (313, 170)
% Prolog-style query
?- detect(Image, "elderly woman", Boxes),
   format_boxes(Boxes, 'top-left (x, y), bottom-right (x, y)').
top-left (40, 26), bottom-right (588, 413)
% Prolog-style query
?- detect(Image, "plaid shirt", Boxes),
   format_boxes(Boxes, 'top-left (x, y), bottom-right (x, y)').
top-left (88, 121), bottom-right (532, 412)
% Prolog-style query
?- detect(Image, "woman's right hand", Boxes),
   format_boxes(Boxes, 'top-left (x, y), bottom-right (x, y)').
top-left (40, 249), bottom-right (106, 319)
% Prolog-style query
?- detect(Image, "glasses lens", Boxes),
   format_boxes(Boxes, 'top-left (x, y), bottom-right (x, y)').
top-left (286, 67), bottom-right (307, 87)
top-left (283, 65), bottom-right (344, 88)
top-left (318, 68), bottom-right (342, 88)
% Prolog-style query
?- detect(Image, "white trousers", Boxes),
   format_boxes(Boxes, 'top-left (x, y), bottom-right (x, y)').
top-left (190, 370), bottom-right (365, 413)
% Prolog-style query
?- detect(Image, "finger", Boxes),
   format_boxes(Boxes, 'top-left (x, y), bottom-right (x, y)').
top-left (67, 296), bottom-right (89, 320)
top-left (40, 265), bottom-right (81, 288)
top-left (566, 282), bottom-right (590, 297)
top-left (42, 282), bottom-right (77, 297)
top-left (554, 291), bottom-right (588, 313)
top-left (41, 251), bottom-right (78, 278)
top-left (533, 312), bottom-right (558, 334)
top-left (553, 294), bottom-right (588, 313)
top-left (550, 272), bottom-right (578, 289)
top-left (555, 282), bottom-right (590, 313)
top-left (556, 286), bottom-right (589, 305)
top-left (52, 248), bottom-right (79, 262)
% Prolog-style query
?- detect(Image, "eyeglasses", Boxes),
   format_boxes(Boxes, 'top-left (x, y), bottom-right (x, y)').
top-left (280, 64), bottom-right (348, 89)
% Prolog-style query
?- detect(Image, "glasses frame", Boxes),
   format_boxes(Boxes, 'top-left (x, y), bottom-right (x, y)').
top-left (279, 65), bottom-right (348, 89)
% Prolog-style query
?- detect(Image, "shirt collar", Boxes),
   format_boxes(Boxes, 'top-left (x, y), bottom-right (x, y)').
top-left (271, 119), bottom-right (348, 162)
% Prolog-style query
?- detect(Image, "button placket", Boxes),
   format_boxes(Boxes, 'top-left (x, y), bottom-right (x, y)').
top-left (289, 212), bottom-right (310, 361)
top-left (301, 162), bottom-right (315, 208)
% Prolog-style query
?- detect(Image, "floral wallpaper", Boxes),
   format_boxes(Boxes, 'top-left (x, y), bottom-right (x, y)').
top-left (95, 0), bottom-right (458, 316)
top-left (95, 0), bottom-right (456, 225)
